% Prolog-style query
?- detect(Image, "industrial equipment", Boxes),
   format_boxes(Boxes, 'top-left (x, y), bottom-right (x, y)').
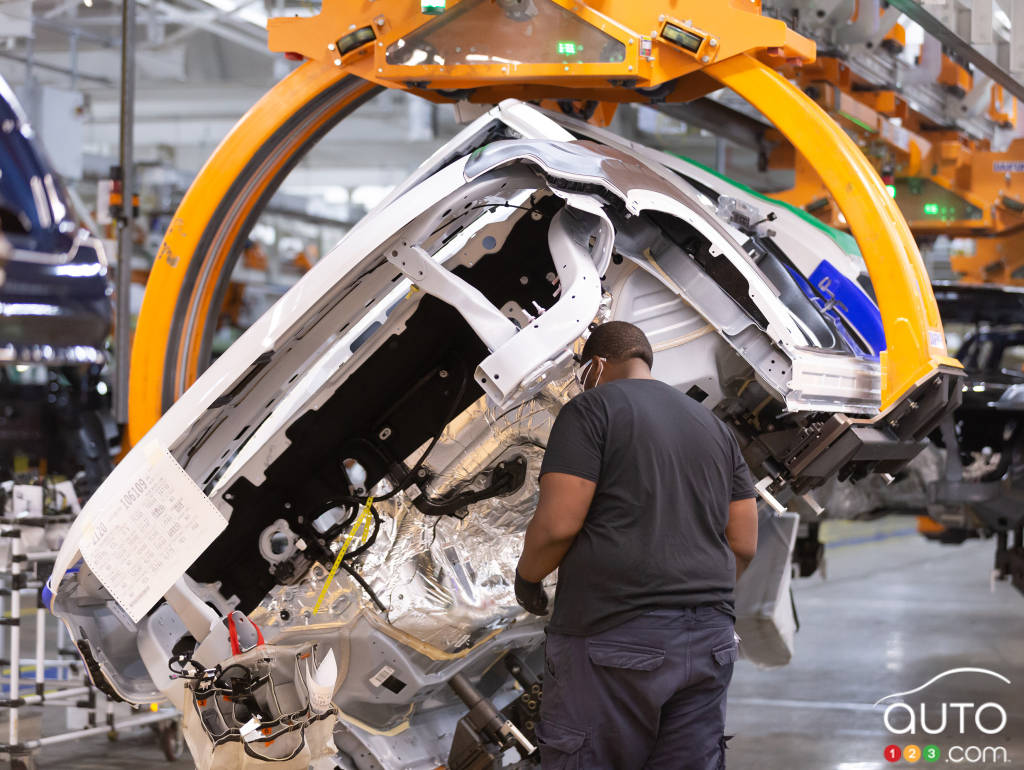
top-left (50, 98), bottom-right (959, 768)
top-left (748, 1), bottom-right (1024, 285)
top-left (42, 2), bottom-right (970, 767)
top-left (925, 283), bottom-right (1024, 595)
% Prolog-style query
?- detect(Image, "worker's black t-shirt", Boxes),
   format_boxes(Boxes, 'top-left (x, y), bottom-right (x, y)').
top-left (540, 378), bottom-right (756, 636)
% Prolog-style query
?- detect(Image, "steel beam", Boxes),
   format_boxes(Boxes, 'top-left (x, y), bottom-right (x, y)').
top-left (0, 51), bottom-right (113, 85)
top-left (653, 98), bottom-right (771, 154)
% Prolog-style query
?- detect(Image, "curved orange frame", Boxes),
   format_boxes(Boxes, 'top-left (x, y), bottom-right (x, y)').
top-left (130, 53), bottom-right (959, 443)
top-left (128, 60), bottom-right (364, 443)
top-left (706, 55), bottom-right (959, 406)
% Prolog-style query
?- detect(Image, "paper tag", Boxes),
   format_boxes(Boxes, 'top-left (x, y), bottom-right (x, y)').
top-left (306, 649), bottom-right (337, 714)
top-left (79, 442), bottom-right (228, 622)
top-left (369, 665), bottom-right (395, 688)
top-left (239, 716), bottom-right (262, 742)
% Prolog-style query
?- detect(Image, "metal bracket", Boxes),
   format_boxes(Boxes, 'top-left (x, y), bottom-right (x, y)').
top-left (475, 205), bottom-right (606, 406)
top-left (387, 204), bottom-right (607, 408)
top-left (387, 243), bottom-right (517, 352)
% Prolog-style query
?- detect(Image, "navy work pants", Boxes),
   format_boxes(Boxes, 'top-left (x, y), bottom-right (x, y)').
top-left (536, 606), bottom-right (737, 770)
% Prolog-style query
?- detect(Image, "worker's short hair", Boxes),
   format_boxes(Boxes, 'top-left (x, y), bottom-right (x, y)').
top-left (580, 321), bottom-right (654, 369)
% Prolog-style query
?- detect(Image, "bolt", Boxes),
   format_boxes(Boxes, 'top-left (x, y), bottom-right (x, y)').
top-left (627, 64), bottom-right (633, 71)
top-left (334, 58), bottom-right (342, 66)
top-left (629, 38), bottom-right (634, 45)
top-left (417, 468), bottom-right (428, 478)
top-left (327, 43), bottom-right (336, 51)
top-left (378, 67), bottom-right (383, 73)
top-left (701, 55), bottom-right (710, 63)
top-left (375, 15), bottom-right (385, 26)
top-left (379, 426), bottom-right (392, 440)
top-left (439, 369), bottom-right (449, 378)
top-left (564, 64), bottom-right (570, 71)
top-left (709, 38), bottom-right (718, 47)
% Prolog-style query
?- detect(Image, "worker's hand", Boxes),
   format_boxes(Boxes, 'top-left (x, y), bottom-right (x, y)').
top-left (514, 569), bottom-right (549, 616)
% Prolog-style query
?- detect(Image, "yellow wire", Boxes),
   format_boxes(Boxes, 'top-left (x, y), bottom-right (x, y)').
top-left (313, 496), bottom-right (374, 614)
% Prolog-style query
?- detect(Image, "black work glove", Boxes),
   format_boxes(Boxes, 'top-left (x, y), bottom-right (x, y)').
top-left (515, 569), bottom-right (549, 616)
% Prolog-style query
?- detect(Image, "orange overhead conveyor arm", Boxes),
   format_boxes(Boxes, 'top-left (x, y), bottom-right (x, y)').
top-left (706, 55), bottom-right (959, 407)
top-left (129, 0), bottom-right (959, 445)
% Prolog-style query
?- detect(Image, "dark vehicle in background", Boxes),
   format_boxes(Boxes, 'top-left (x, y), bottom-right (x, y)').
top-left (927, 282), bottom-right (1024, 595)
top-left (0, 76), bottom-right (115, 497)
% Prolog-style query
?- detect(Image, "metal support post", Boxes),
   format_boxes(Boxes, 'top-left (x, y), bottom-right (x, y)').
top-left (114, 0), bottom-right (137, 425)
top-left (9, 535), bottom-right (20, 748)
top-left (34, 609), bottom-right (44, 697)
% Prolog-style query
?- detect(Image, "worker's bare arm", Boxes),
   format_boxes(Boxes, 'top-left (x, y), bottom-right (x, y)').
top-left (517, 472), bottom-right (596, 582)
top-left (726, 497), bottom-right (758, 580)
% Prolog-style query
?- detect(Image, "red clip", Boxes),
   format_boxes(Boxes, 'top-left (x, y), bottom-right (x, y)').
top-left (227, 611), bottom-right (265, 656)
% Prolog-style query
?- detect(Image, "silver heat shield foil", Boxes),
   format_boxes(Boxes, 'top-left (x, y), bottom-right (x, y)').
top-left (251, 377), bottom-right (577, 654)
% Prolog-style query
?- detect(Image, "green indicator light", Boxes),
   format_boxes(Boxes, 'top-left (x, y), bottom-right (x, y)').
top-left (421, 0), bottom-right (445, 15)
top-left (557, 40), bottom-right (580, 55)
top-left (923, 202), bottom-right (939, 215)
top-left (885, 184), bottom-right (896, 198)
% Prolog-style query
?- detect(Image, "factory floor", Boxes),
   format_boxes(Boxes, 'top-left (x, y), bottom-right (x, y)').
top-left (16, 516), bottom-right (1024, 769)
top-left (727, 518), bottom-right (1024, 769)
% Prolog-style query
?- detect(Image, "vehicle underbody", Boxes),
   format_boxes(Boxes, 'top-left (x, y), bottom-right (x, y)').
top-left (48, 102), bottom-right (961, 769)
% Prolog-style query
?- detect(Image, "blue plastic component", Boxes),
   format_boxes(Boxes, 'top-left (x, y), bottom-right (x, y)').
top-left (809, 261), bottom-right (886, 357)
top-left (784, 262), bottom-right (885, 359)
top-left (41, 577), bottom-right (54, 611)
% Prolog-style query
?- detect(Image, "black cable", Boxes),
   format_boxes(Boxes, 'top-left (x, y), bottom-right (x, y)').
top-left (345, 503), bottom-right (381, 559)
top-left (308, 364), bottom-right (470, 616)
top-left (341, 363), bottom-right (469, 507)
top-left (338, 560), bottom-right (387, 613)
top-left (307, 363), bottom-right (467, 572)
